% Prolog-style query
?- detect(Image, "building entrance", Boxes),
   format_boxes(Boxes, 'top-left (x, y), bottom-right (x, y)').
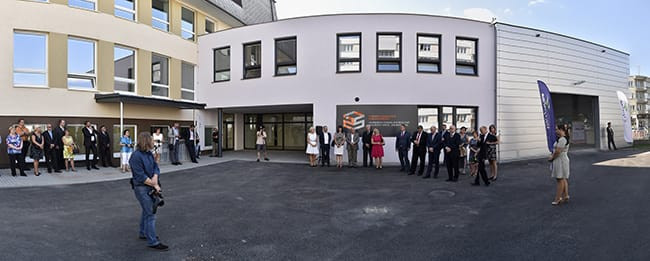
top-left (551, 93), bottom-right (599, 149)
top-left (243, 113), bottom-right (313, 150)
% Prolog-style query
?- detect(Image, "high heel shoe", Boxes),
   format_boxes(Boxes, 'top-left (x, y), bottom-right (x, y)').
top-left (552, 198), bottom-right (563, 205)
top-left (562, 196), bottom-right (570, 203)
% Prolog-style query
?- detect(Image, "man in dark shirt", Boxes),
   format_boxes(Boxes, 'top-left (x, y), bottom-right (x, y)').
top-left (444, 125), bottom-right (462, 182)
top-left (607, 122), bottom-right (616, 150)
top-left (98, 125), bottom-right (114, 167)
top-left (82, 121), bottom-right (100, 170)
top-left (408, 126), bottom-right (427, 176)
top-left (53, 119), bottom-right (66, 173)
top-left (424, 126), bottom-right (443, 179)
top-left (395, 124), bottom-right (411, 172)
top-left (182, 125), bottom-right (199, 163)
top-left (362, 125), bottom-right (373, 167)
top-left (43, 124), bottom-right (57, 173)
top-left (210, 127), bottom-right (219, 157)
top-left (472, 126), bottom-right (491, 186)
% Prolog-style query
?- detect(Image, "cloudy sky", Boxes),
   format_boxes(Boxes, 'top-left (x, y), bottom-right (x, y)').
top-left (275, 0), bottom-right (648, 76)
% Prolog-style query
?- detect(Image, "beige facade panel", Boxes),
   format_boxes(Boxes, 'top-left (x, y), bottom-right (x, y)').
top-left (138, 0), bottom-right (153, 25)
top-left (97, 40), bottom-right (115, 92)
top-left (98, 0), bottom-right (114, 14)
top-left (137, 50), bottom-right (153, 96)
top-left (48, 32), bottom-right (67, 89)
top-left (169, 58), bottom-right (182, 100)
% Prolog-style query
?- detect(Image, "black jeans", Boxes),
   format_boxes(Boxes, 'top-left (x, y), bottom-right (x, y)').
top-left (98, 145), bottom-right (113, 167)
top-left (410, 148), bottom-right (426, 174)
top-left (475, 158), bottom-right (490, 185)
top-left (186, 140), bottom-right (197, 162)
top-left (85, 144), bottom-right (98, 168)
top-left (320, 144), bottom-right (330, 166)
top-left (20, 142), bottom-right (30, 170)
top-left (44, 148), bottom-right (55, 172)
top-left (9, 154), bottom-right (26, 175)
top-left (363, 144), bottom-right (373, 167)
top-left (55, 147), bottom-right (65, 171)
top-left (397, 147), bottom-right (410, 170)
top-left (446, 151), bottom-right (460, 180)
top-left (426, 149), bottom-right (441, 177)
top-left (608, 137), bottom-right (617, 150)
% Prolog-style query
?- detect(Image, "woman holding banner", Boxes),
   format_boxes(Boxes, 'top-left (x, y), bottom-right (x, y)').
top-left (549, 124), bottom-right (570, 206)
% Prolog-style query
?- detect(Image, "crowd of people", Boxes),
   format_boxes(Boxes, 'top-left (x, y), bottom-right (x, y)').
top-left (303, 124), bottom-right (503, 186)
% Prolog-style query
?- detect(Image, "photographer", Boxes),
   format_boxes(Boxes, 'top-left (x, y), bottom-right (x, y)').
top-left (129, 132), bottom-right (169, 251)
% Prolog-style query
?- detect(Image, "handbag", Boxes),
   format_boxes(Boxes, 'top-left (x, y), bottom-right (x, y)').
top-left (460, 146), bottom-right (467, 157)
top-left (73, 145), bottom-right (80, 154)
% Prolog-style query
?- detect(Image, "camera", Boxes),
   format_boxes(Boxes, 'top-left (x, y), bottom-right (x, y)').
top-left (148, 189), bottom-right (165, 214)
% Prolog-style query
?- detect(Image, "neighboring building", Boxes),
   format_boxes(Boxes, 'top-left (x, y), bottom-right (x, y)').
top-left (0, 0), bottom-right (275, 166)
top-left (197, 14), bottom-right (630, 163)
top-left (629, 75), bottom-right (649, 131)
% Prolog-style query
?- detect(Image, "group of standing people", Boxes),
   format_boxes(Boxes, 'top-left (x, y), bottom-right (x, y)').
top-left (306, 125), bottom-right (386, 168)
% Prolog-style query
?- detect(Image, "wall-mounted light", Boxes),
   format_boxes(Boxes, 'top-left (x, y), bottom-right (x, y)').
top-left (573, 80), bottom-right (586, 86)
top-left (535, 33), bottom-right (541, 37)
top-left (601, 50), bottom-right (606, 53)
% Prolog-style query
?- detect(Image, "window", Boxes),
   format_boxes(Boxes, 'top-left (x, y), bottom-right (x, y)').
top-left (231, 0), bottom-right (242, 7)
top-left (204, 126), bottom-right (215, 147)
top-left (67, 37), bottom-right (96, 89)
top-left (417, 34), bottom-right (441, 73)
top-left (115, 0), bottom-right (136, 21)
top-left (152, 0), bottom-right (169, 31)
top-left (205, 19), bottom-right (215, 34)
top-left (275, 37), bottom-right (297, 76)
top-left (151, 53), bottom-right (169, 97)
top-left (69, 0), bottom-right (96, 10)
top-left (243, 42), bottom-right (261, 79)
top-left (456, 38), bottom-right (478, 75)
top-left (181, 62), bottom-right (195, 100)
top-left (337, 33), bottom-right (361, 73)
top-left (114, 46), bottom-right (136, 92)
top-left (213, 47), bottom-right (230, 82)
top-left (13, 31), bottom-right (47, 87)
top-left (181, 7), bottom-right (195, 41)
top-left (377, 33), bottom-right (401, 72)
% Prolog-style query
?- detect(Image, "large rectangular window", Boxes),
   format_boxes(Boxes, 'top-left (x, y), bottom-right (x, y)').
top-left (115, 0), bottom-right (136, 21)
top-left (377, 33), bottom-right (401, 72)
top-left (337, 33), bottom-right (361, 73)
top-left (275, 37), bottom-right (297, 76)
top-left (152, 0), bottom-right (169, 32)
top-left (151, 53), bottom-right (169, 97)
top-left (181, 62), bottom-right (195, 101)
top-left (181, 7), bottom-right (195, 41)
top-left (456, 38), bottom-right (478, 75)
top-left (69, 0), bottom-right (96, 10)
top-left (13, 31), bottom-right (47, 88)
top-left (205, 19), bottom-right (215, 34)
top-left (417, 34), bottom-right (441, 73)
top-left (213, 47), bottom-right (230, 82)
top-left (67, 37), bottom-right (96, 89)
top-left (243, 42), bottom-right (261, 79)
top-left (114, 46), bottom-right (136, 93)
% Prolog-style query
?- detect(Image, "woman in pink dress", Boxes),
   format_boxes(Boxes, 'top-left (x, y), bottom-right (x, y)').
top-left (371, 128), bottom-right (385, 169)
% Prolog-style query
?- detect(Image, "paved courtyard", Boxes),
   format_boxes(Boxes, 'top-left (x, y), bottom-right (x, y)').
top-left (0, 149), bottom-right (648, 261)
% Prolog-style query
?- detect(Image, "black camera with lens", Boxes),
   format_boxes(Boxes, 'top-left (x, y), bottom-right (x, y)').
top-left (148, 190), bottom-right (165, 214)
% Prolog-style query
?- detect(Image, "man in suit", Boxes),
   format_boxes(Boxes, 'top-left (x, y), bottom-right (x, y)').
top-left (53, 119), bottom-right (66, 172)
top-left (440, 124), bottom-right (449, 165)
top-left (169, 123), bottom-right (181, 165)
top-left (607, 122), bottom-right (616, 150)
top-left (395, 124), bottom-right (411, 172)
top-left (183, 124), bottom-right (199, 163)
top-left (82, 121), bottom-right (100, 170)
top-left (424, 126), bottom-right (443, 179)
top-left (444, 125), bottom-right (462, 182)
top-left (408, 126), bottom-right (427, 176)
top-left (473, 126), bottom-right (491, 186)
top-left (43, 124), bottom-right (57, 173)
top-left (346, 129), bottom-right (360, 167)
top-left (361, 125), bottom-right (373, 167)
top-left (97, 125), bottom-right (113, 167)
top-left (319, 126), bottom-right (332, 167)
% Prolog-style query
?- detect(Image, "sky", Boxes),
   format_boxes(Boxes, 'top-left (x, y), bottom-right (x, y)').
top-left (275, 0), bottom-right (648, 76)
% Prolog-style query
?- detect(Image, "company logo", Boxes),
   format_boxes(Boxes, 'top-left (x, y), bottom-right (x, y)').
top-left (342, 111), bottom-right (366, 130)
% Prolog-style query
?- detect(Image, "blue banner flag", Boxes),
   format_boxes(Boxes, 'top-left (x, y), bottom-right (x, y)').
top-left (537, 80), bottom-right (556, 153)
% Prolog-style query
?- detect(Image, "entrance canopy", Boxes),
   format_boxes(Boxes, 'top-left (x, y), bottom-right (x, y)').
top-left (95, 93), bottom-right (206, 110)
top-left (221, 104), bottom-right (312, 114)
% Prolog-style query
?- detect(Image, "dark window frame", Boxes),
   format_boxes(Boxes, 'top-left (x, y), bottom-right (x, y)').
top-left (455, 37), bottom-right (478, 76)
top-left (231, 0), bottom-right (242, 7)
top-left (274, 36), bottom-right (297, 77)
top-left (243, 41), bottom-right (262, 80)
top-left (416, 33), bottom-right (442, 74)
top-left (336, 32), bottom-right (362, 73)
top-left (376, 32), bottom-right (402, 73)
top-left (212, 46), bottom-right (230, 83)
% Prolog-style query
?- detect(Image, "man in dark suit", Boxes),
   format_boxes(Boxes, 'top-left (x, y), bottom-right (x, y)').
top-left (362, 125), bottom-right (373, 167)
top-left (82, 121), bottom-right (100, 170)
top-left (473, 126), bottom-right (491, 186)
top-left (408, 126), bottom-right (427, 176)
top-left (97, 125), bottom-right (113, 167)
top-left (440, 124), bottom-right (449, 165)
top-left (43, 123), bottom-right (57, 173)
top-left (53, 119), bottom-right (66, 172)
top-left (318, 126), bottom-right (332, 167)
top-left (444, 125), bottom-right (462, 182)
top-left (183, 124), bottom-right (199, 163)
top-left (395, 124), bottom-right (411, 172)
top-left (424, 126), bottom-right (443, 179)
top-left (607, 122), bottom-right (616, 150)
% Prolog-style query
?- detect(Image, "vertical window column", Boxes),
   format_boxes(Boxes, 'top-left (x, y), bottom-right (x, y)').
top-left (205, 19), bottom-right (215, 34)
top-left (376, 33), bottom-right (402, 72)
top-left (151, 53), bottom-right (169, 97)
top-left (456, 38), bottom-right (478, 75)
top-left (115, 0), bottom-right (136, 21)
top-left (67, 37), bottom-right (96, 89)
top-left (336, 33), bottom-right (361, 73)
top-left (213, 47), bottom-right (231, 82)
top-left (13, 31), bottom-right (47, 88)
top-left (114, 46), bottom-right (136, 93)
top-left (181, 7), bottom-right (195, 41)
top-left (275, 37), bottom-right (297, 76)
top-left (181, 62), bottom-right (195, 100)
top-left (243, 42), bottom-right (261, 79)
top-left (152, 0), bottom-right (169, 32)
top-left (417, 34), bottom-right (441, 73)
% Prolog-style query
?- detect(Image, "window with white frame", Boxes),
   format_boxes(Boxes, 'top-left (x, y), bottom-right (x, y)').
top-left (69, 0), bottom-right (96, 10)
top-left (152, 0), bottom-right (169, 32)
top-left (114, 46), bottom-right (136, 93)
top-left (213, 47), bottom-right (230, 81)
top-left (417, 34), bottom-right (441, 73)
top-left (337, 33), bottom-right (361, 73)
top-left (67, 37), bottom-right (96, 89)
top-left (181, 62), bottom-right (195, 100)
top-left (243, 42), bottom-right (261, 79)
top-left (115, 0), bottom-right (136, 21)
top-left (181, 7), bottom-right (195, 41)
top-left (376, 33), bottom-right (401, 72)
top-left (456, 38), bottom-right (478, 75)
top-left (151, 53), bottom-right (169, 97)
top-left (13, 31), bottom-right (47, 88)
top-left (205, 19), bottom-right (215, 34)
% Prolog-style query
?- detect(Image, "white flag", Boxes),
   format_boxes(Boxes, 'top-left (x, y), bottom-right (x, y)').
top-left (616, 91), bottom-right (633, 143)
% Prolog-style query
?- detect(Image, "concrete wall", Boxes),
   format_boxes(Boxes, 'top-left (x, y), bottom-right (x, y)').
top-left (495, 23), bottom-right (630, 161)
top-left (197, 14), bottom-right (497, 162)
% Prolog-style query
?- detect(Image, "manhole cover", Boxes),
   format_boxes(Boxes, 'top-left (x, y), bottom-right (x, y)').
top-left (428, 190), bottom-right (456, 198)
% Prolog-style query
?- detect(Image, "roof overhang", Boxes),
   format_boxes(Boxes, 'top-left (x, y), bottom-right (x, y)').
top-left (95, 93), bottom-right (206, 110)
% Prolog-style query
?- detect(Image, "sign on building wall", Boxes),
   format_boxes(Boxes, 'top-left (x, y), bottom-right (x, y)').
top-left (336, 105), bottom-right (418, 136)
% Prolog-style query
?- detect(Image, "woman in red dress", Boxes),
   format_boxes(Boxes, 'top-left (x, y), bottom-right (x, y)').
top-left (371, 128), bottom-right (385, 169)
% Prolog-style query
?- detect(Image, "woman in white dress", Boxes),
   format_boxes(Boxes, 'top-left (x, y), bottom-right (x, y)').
top-left (152, 128), bottom-right (164, 164)
top-left (306, 126), bottom-right (319, 167)
top-left (548, 124), bottom-right (570, 206)
top-left (333, 126), bottom-right (346, 168)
